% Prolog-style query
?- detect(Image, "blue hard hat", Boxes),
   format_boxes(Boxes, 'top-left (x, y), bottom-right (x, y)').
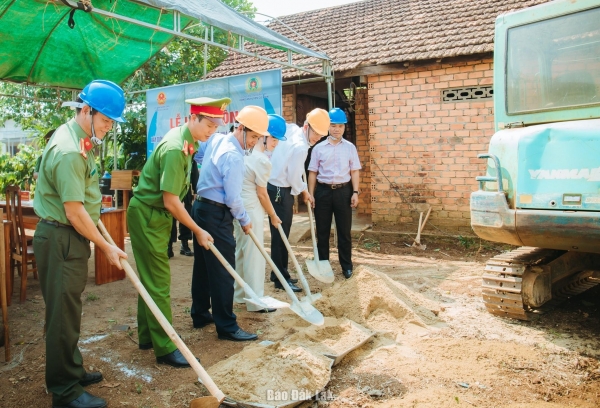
top-left (79, 80), bottom-right (126, 123)
top-left (328, 107), bottom-right (347, 124)
top-left (267, 114), bottom-right (287, 141)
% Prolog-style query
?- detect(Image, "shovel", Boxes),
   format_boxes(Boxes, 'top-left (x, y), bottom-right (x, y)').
top-left (305, 201), bottom-right (335, 283)
top-left (97, 221), bottom-right (224, 408)
top-left (207, 242), bottom-right (290, 311)
top-left (277, 224), bottom-right (321, 304)
top-left (247, 229), bottom-right (324, 326)
top-left (412, 206), bottom-right (432, 250)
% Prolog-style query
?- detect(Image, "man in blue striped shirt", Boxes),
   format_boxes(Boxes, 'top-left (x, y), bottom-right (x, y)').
top-left (190, 105), bottom-right (269, 342)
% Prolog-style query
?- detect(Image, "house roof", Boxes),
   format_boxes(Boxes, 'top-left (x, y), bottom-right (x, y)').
top-left (208, 0), bottom-right (549, 79)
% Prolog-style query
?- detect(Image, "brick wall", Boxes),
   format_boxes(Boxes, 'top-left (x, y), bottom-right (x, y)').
top-left (282, 93), bottom-right (295, 123)
top-left (354, 87), bottom-right (371, 214)
top-left (367, 58), bottom-right (494, 234)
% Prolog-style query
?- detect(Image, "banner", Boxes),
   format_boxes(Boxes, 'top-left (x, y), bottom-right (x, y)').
top-left (145, 69), bottom-right (282, 158)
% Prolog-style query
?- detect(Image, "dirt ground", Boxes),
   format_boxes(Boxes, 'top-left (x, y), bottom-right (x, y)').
top-left (1, 227), bottom-right (599, 408)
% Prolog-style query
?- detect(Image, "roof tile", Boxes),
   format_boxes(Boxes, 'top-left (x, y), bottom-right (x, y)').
top-left (209, 0), bottom-right (548, 79)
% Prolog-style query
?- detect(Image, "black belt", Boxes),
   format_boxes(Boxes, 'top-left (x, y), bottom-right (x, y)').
top-left (40, 219), bottom-right (74, 229)
top-left (318, 181), bottom-right (350, 190)
top-left (267, 183), bottom-right (291, 192)
top-left (197, 196), bottom-right (227, 209)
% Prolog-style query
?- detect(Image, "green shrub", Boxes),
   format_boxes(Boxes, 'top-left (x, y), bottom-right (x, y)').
top-left (0, 144), bottom-right (41, 197)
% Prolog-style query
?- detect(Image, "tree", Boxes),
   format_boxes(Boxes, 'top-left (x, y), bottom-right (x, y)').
top-left (126, 1), bottom-right (256, 91)
top-left (118, 0), bottom-right (256, 171)
top-left (0, 0), bottom-right (256, 174)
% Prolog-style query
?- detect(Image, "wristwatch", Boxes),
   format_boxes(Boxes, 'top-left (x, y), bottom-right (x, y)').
top-left (353, 190), bottom-right (359, 195)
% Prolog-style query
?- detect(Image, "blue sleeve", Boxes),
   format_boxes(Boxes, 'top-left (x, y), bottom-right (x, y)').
top-left (220, 152), bottom-right (251, 226)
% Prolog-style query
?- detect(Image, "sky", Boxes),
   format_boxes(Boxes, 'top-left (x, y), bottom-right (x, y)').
top-left (250, 0), bottom-right (359, 19)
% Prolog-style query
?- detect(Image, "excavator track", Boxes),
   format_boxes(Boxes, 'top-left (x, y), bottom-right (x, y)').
top-left (482, 247), bottom-right (600, 320)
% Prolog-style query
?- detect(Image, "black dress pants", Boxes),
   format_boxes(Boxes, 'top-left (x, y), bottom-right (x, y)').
top-left (190, 200), bottom-right (239, 334)
top-left (267, 183), bottom-right (293, 281)
top-left (314, 182), bottom-right (353, 271)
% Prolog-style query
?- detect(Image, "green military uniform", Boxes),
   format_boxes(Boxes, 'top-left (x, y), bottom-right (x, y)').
top-left (33, 118), bottom-right (100, 406)
top-left (128, 124), bottom-right (196, 357)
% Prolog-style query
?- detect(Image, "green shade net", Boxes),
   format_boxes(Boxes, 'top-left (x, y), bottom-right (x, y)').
top-left (0, 0), bottom-right (191, 89)
top-left (0, 0), bottom-right (328, 90)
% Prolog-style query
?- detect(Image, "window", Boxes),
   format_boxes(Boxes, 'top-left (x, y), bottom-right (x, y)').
top-left (506, 7), bottom-right (600, 114)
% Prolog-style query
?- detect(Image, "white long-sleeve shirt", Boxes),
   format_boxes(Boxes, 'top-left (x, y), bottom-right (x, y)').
top-left (268, 123), bottom-right (309, 196)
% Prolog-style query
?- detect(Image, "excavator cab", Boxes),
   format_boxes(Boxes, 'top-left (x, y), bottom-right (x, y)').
top-left (471, 0), bottom-right (600, 319)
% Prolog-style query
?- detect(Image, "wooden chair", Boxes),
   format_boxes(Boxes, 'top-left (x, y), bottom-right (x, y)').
top-left (1, 209), bottom-right (10, 361)
top-left (5, 186), bottom-right (37, 303)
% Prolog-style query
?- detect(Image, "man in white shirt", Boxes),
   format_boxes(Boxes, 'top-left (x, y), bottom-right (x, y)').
top-left (267, 108), bottom-right (330, 291)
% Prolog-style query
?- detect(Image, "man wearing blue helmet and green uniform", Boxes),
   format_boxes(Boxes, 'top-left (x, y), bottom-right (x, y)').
top-left (233, 114), bottom-right (286, 312)
top-left (33, 79), bottom-right (129, 408)
top-left (308, 107), bottom-right (361, 280)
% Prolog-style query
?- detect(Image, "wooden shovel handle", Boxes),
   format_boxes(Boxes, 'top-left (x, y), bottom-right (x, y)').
top-left (421, 206), bottom-right (432, 231)
top-left (97, 221), bottom-right (225, 402)
top-left (415, 212), bottom-right (423, 243)
top-left (305, 201), bottom-right (320, 261)
top-left (207, 241), bottom-right (253, 289)
top-left (247, 229), bottom-right (300, 303)
top-left (276, 224), bottom-right (312, 296)
top-left (302, 171), bottom-right (320, 261)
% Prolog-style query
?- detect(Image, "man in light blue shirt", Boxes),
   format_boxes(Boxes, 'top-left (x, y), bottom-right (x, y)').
top-left (190, 105), bottom-right (269, 342)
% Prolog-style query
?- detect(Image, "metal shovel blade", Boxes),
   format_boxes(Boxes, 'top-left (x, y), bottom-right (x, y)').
top-left (244, 296), bottom-right (290, 310)
top-left (290, 300), bottom-right (325, 326)
top-left (189, 397), bottom-right (221, 408)
top-left (306, 258), bottom-right (335, 284)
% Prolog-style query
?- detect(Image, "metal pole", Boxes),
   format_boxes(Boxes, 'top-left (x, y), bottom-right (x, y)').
top-left (326, 61), bottom-right (333, 109)
top-left (88, 7), bottom-right (330, 78)
top-left (113, 122), bottom-right (118, 208)
top-left (203, 27), bottom-right (208, 80)
top-left (282, 77), bottom-right (328, 86)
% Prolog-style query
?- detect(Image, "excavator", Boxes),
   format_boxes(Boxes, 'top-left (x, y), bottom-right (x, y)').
top-left (471, 0), bottom-right (600, 320)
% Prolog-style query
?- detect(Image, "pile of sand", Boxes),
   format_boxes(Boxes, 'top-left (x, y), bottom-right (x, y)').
top-left (285, 317), bottom-right (374, 365)
top-left (207, 342), bottom-right (332, 405)
top-left (207, 265), bottom-right (442, 405)
top-left (313, 265), bottom-right (441, 335)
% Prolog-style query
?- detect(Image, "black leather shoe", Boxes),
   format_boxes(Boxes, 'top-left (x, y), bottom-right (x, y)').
top-left (180, 241), bottom-right (193, 256)
top-left (343, 269), bottom-right (353, 279)
top-left (79, 372), bottom-right (103, 387)
top-left (52, 391), bottom-right (107, 408)
top-left (140, 333), bottom-right (182, 349)
top-left (254, 308), bottom-right (277, 313)
top-left (167, 244), bottom-right (174, 258)
top-left (271, 272), bottom-right (296, 283)
top-left (274, 280), bottom-right (302, 292)
top-left (218, 328), bottom-right (258, 342)
top-left (193, 315), bottom-right (215, 329)
top-left (156, 349), bottom-right (196, 368)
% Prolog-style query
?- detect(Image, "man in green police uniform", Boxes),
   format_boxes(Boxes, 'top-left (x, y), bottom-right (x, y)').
top-left (128, 97), bottom-right (230, 367)
top-left (33, 79), bottom-right (128, 408)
